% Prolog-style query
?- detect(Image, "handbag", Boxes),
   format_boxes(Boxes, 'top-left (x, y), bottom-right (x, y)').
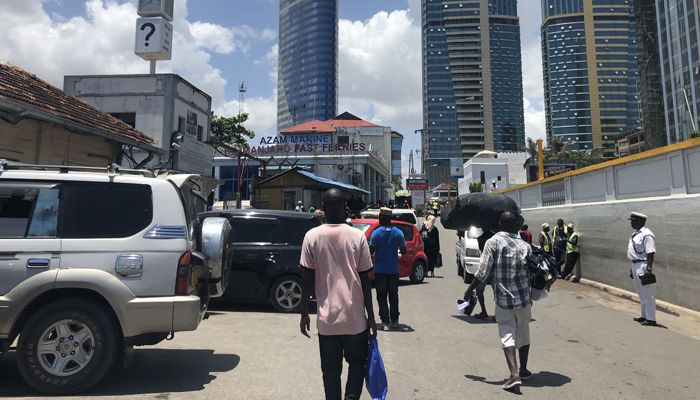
top-left (640, 272), bottom-right (656, 286)
top-left (366, 338), bottom-right (388, 400)
top-left (435, 253), bottom-right (443, 268)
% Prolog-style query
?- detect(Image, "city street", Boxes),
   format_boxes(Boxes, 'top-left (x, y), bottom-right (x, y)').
top-left (1, 226), bottom-right (699, 400)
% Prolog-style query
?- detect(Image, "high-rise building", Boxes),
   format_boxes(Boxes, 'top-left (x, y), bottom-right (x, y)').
top-left (541, 0), bottom-right (640, 157)
top-left (421, 0), bottom-right (525, 187)
top-left (391, 131), bottom-right (404, 188)
top-left (655, 0), bottom-right (700, 143)
top-left (635, 0), bottom-right (666, 149)
top-left (277, 0), bottom-right (338, 132)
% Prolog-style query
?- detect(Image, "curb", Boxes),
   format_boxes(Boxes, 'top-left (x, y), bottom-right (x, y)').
top-left (575, 277), bottom-right (700, 320)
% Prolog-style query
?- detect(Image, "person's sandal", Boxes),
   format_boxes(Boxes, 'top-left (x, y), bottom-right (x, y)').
top-left (474, 311), bottom-right (489, 320)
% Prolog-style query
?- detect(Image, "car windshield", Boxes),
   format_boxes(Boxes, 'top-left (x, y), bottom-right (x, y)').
top-left (467, 226), bottom-right (483, 239)
top-left (352, 223), bottom-right (372, 234)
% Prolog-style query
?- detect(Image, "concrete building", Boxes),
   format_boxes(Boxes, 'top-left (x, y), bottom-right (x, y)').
top-left (457, 150), bottom-right (528, 194)
top-left (635, 0), bottom-right (666, 149)
top-left (541, 0), bottom-right (641, 158)
top-left (214, 112), bottom-right (394, 205)
top-left (0, 64), bottom-right (158, 166)
top-left (421, 0), bottom-right (525, 188)
top-left (277, 0), bottom-right (338, 131)
top-left (391, 131), bottom-right (404, 188)
top-left (655, 0), bottom-right (700, 144)
top-left (63, 74), bottom-right (215, 177)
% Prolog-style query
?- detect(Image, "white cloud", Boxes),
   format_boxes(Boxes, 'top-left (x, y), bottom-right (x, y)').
top-left (215, 94), bottom-right (278, 139)
top-left (338, 9), bottom-right (422, 130)
top-left (0, 0), bottom-right (273, 111)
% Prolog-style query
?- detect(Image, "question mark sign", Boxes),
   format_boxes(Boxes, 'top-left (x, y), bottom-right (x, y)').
top-left (141, 23), bottom-right (156, 47)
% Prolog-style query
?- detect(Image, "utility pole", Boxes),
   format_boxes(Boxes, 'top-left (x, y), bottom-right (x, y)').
top-left (236, 81), bottom-right (248, 209)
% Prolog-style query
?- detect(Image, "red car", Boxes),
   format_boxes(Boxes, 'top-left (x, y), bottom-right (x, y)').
top-left (351, 219), bottom-right (429, 284)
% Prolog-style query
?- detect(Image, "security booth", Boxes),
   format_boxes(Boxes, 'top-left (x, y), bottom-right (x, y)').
top-left (252, 167), bottom-right (369, 211)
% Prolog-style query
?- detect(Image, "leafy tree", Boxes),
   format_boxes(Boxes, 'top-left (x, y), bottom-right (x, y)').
top-left (690, 131), bottom-right (700, 139)
top-left (209, 112), bottom-right (255, 147)
top-left (469, 182), bottom-right (483, 193)
top-left (542, 137), bottom-right (606, 168)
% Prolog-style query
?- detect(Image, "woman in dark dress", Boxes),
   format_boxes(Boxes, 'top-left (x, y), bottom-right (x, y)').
top-left (420, 215), bottom-right (441, 277)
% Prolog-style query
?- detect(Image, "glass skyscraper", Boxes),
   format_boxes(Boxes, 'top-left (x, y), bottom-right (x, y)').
top-left (655, 0), bottom-right (700, 144)
top-left (421, 0), bottom-right (525, 187)
top-left (277, 0), bottom-right (338, 132)
top-left (541, 0), bottom-right (640, 156)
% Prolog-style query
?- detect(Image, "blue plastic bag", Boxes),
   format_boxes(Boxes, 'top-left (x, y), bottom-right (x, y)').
top-left (366, 338), bottom-right (388, 400)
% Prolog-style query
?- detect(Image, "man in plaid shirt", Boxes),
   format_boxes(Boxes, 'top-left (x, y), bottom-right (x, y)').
top-left (465, 212), bottom-right (533, 392)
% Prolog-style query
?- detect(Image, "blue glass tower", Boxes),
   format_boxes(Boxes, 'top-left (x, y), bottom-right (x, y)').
top-left (541, 0), bottom-right (640, 156)
top-left (422, 0), bottom-right (525, 187)
top-left (277, 0), bottom-right (338, 132)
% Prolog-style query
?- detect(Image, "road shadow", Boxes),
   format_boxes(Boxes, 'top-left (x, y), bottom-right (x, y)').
top-left (0, 348), bottom-right (240, 397)
top-left (464, 375), bottom-right (522, 395)
top-left (522, 371), bottom-right (572, 388)
top-left (398, 280), bottom-right (428, 287)
top-left (380, 323), bottom-right (415, 333)
top-left (452, 315), bottom-right (497, 324)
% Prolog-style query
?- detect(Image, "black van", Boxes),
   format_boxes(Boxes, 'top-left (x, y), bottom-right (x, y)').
top-left (201, 209), bottom-right (322, 312)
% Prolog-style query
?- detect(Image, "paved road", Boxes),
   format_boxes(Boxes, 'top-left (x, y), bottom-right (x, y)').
top-left (1, 226), bottom-right (699, 399)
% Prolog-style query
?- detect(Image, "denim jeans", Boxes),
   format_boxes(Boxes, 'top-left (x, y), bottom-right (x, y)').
top-left (318, 330), bottom-right (369, 400)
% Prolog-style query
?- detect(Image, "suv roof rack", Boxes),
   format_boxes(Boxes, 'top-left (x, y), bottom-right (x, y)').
top-left (0, 160), bottom-right (155, 178)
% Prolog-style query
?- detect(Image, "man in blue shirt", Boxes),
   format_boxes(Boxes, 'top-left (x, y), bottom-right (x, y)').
top-left (369, 208), bottom-right (406, 330)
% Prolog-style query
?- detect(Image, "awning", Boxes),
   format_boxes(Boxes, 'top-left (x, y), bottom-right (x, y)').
top-left (297, 169), bottom-right (370, 194)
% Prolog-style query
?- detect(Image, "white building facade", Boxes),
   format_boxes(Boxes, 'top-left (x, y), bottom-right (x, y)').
top-left (458, 151), bottom-right (528, 194)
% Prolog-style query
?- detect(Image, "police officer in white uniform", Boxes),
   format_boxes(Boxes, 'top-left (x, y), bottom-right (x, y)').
top-left (627, 212), bottom-right (657, 326)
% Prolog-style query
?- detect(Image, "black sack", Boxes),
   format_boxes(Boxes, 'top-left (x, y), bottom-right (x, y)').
top-left (440, 193), bottom-right (520, 231)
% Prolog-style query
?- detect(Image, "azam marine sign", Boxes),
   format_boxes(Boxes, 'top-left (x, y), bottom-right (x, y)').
top-left (259, 134), bottom-right (331, 145)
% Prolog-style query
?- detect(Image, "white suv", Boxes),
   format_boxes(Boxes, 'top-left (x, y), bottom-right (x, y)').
top-left (0, 162), bottom-right (232, 394)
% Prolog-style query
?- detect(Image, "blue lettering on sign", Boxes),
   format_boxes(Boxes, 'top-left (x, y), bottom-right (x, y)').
top-left (259, 134), bottom-right (331, 146)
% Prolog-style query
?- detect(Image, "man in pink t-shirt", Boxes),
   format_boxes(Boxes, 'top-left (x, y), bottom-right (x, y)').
top-left (300, 189), bottom-right (377, 400)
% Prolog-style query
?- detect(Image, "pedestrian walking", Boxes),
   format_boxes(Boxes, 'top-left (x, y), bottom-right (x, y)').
top-left (471, 228), bottom-right (496, 320)
top-left (369, 207), bottom-right (406, 331)
top-left (420, 215), bottom-right (441, 278)
top-left (628, 212), bottom-right (657, 326)
top-left (295, 200), bottom-right (305, 212)
top-left (464, 212), bottom-right (534, 391)
top-left (432, 200), bottom-right (439, 217)
top-left (561, 223), bottom-right (580, 280)
top-left (299, 189), bottom-right (377, 400)
top-left (553, 219), bottom-right (569, 276)
top-left (539, 223), bottom-right (553, 256)
top-left (519, 224), bottom-right (533, 245)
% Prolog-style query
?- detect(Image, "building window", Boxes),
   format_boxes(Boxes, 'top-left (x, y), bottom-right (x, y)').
top-left (338, 136), bottom-right (349, 145)
top-left (197, 125), bottom-right (203, 141)
top-left (109, 112), bottom-right (136, 128)
top-left (480, 171), bottom-right (486, 184)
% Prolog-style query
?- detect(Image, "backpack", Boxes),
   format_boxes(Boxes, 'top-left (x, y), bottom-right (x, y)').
top-left (526, 246), bottom-right (557, 291)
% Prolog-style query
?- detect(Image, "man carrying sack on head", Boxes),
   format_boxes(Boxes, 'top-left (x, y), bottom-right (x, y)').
top-left (628, 212), bottom-right (657, 327)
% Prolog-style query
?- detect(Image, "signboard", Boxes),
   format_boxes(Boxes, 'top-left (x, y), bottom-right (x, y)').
top-left (406, 178), bottom-right (429, 191)
top-left (138, 0), bottom-right (174, 21)
top-left (450, 157), bottom-right (464, 177)
top-left (527, 164), bottom-right (576, 182)
top-left (135, 17), bottom-right (173, 61)
top-left (258, 134), bottom-right (332, 146)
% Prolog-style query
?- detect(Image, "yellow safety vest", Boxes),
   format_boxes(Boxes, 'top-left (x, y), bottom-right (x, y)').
top-left (567, 232), bottom-right (581, 253)
top-left (541, 232), bottom-right (552, 253)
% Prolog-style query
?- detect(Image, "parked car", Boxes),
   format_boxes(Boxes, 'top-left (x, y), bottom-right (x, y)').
top-left (351, 219), bottom-right (429, 284)
top-left (0, 162), bottom-right (230, 394)
top-left (359, 208), bottom-right (420, 228)
top-left (202, 209), bottom-right (322, 313)
top-left (456, 227), bottom-right (482, 280)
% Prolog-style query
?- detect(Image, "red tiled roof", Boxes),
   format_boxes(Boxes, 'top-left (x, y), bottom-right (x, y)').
top-left (0, 63), bottom-right (156, 149)
top-left (281, 119), bottom-right (336, 133)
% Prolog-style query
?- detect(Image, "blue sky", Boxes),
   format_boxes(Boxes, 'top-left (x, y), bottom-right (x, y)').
top-left (2, 0), bottom-right (545, 178)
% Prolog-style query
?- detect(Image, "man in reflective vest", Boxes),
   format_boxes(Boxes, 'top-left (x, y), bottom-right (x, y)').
top-left (628, 212), bottom-right (657, 326)
top-left (553, 219), bottom-right (569, 276)
top-left (539, 223), bottom-right (553, 256)
top-left (561, 223), bottom-right (580, 280)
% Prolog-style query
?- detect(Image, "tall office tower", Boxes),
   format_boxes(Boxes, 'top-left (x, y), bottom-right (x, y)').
top-left (635, 0), bottom-right (666, 149)
top-left (277, 0), bottom-right (338, 132)
top-left (655, 0), bottom-right (700, 144)
top-left (541, 0), bottom-right (640, 157)
top-left (421, 0), bottom-right (525, 187)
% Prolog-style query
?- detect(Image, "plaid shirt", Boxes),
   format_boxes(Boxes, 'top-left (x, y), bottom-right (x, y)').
top-left (474, 232), bottom-right (532, 309)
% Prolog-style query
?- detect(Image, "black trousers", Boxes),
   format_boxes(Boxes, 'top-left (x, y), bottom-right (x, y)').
top-left (318, 330), bottom-right (369, 400)
top-left (553, 247), bottom-right (566, 276)
top-left (375, 273), bottom-right (400, 323)
top-left (562, 252), bottom-right (580, 278)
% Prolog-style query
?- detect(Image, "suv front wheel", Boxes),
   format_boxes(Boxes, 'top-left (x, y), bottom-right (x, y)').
top-left (16, 299), bottom-right (119, 394)
top-left (270, 275), bottom-right (303, 313)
